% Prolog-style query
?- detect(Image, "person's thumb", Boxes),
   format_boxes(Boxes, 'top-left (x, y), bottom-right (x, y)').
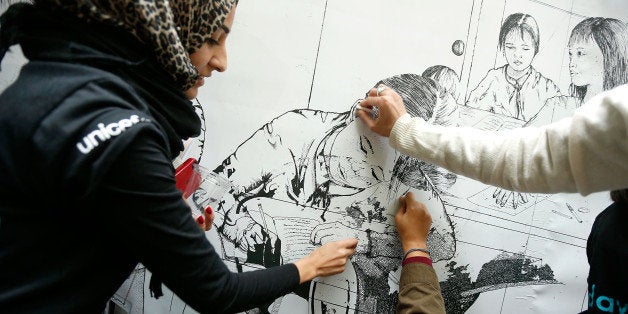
top-left (398, 194), bottom-right (407, 213)
top-left (405, 191), bottom-right (416, 203)
top-left (337, 237), bottom-right (359, 249)
top-left (356, 109), bottom-right (375, 129)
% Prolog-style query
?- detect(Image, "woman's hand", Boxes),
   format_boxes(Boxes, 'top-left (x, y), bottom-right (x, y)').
top-left (395, 192), bottom-right (431, 257)
top-left (294, 238), bottom-right (358, 283)
top-left (356, 84), bottom-right (407, 137)
top-left (195, 206), bottom-right (215, 231)
top-left (310, 222), bottom-right (369, 253)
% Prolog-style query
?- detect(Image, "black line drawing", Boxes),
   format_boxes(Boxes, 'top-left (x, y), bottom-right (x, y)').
top-left (447, 13), bottom-right (560, 212)
top-left (111, 265), bottom-right (145, 314)
top-left (527, 17), bottom-right (628, 126)
top-left (467, 186), bottom-right (550, 215)
top-left (211, 74), bottom-right (457, 313)
top-left (551, 203), bottom-right (583, 223)
top-left (199, 73), bottom-right (558, 313)
top-left (110, 70), bottom-right (588, 314)
top-left (440, 252), bottom-right (558, 314)
top-left (423, 65), bottom-right (464, 105)
top-left (466, 13), bottom-right (561, 122)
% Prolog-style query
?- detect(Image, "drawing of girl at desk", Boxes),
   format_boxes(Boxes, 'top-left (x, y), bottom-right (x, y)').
top-left (466, 13), bottom-right (561, 123)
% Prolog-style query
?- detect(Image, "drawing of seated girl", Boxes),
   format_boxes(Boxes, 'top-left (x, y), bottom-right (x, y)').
top-left (466, 13), bottom-right (560, 121)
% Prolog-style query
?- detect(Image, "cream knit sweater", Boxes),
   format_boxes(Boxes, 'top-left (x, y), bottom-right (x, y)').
top-left (390, 84), bottom-right (628, 196)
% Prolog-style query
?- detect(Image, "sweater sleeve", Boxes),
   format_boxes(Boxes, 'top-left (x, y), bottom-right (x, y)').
top-left (389, 84), bottom-right (628, 195)
top-left (90, 127), bottom-right (300, 313)
top-left (397, 263), bottom-right (446, 314)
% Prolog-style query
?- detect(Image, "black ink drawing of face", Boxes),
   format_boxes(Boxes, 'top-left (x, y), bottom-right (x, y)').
top-left (327, 121), bottom-right (389, 187)
top-left (503, 30), bottom-right (535, 72)
top-left (568, 38), bottom-right (604, 87)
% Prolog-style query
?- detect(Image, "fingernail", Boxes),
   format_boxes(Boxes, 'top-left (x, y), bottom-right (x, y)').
top-left (205, 206), bottom-right (213, 215)
top-left (197, 215), bottom-right (205, 224)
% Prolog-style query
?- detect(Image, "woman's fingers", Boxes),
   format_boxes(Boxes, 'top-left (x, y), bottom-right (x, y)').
top-left (316, 265), bottom-right (349, 277)
top-left (398, 193), bottom-right (407, 211)
top-left (405, 191), bottom-right (416, 203)
top-left (295, 237), bottom-right (358, 282)
top-left (356, 109), bottom-right (376, 128)
top-left (194, 206), bottom-right (215, 231)
top-left (195, 214), bottom-right (208, 231)
top-left (336, 237), bottom-right (359, 250)
top-left (355, 87), bottom-right (406, 137)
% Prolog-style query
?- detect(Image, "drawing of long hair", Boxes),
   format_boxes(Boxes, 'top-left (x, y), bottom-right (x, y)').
top-left (373, 74), bottom-right (457, 193)
top-left (422, 65), bottom-right (463, 103)
top-left (568, 17), bottom-right (628, 102)
top-left (373, 73), bottom-right (439, 121)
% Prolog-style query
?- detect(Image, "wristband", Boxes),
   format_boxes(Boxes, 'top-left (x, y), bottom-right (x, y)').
top-left (402, 256), bottom-right (432, 266)
top-left (403, 247), bottom-right (430, 260)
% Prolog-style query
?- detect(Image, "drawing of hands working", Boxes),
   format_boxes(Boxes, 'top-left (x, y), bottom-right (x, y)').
top-left (492, 187), bottom-right (530, 209)
top-left (212, 193), bottom-right (284, 267)
top-left (221, 213), bottom-right (278, 253)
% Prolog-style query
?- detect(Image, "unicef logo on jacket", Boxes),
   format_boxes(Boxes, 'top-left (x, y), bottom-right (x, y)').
top-left (76, 114), bottom-right (145, 154)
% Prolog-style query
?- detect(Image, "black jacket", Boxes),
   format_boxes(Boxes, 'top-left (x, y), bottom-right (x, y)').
top-left (585, 202), bottom-right (628, 313)
top-left (0, 7), bottom-right (298, 313)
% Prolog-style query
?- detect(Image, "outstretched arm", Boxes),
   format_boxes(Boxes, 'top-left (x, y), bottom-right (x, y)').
top-left (358, 85), bottom-right (628, 195)
top-left (94, 129), bottom-right (357, 313)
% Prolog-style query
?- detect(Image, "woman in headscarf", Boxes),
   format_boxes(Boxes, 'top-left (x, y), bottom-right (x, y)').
top-left (0, 0), bottom-right (357, 312)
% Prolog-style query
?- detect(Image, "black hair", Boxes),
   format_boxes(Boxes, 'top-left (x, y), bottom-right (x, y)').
top-left (373, 73), bottom-right (438, 121)
top-left (498, 13), bottom-right (540, 55)
top-left (422, 65), bottom-right (461, 102)
top-left (374, 74), bottom-right (458, 192)
top-left (611, 189), bottom-right (628, 205)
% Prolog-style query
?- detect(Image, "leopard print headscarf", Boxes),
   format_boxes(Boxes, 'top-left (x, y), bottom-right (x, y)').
top-left (38, 0), bottom-right (237, 91)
